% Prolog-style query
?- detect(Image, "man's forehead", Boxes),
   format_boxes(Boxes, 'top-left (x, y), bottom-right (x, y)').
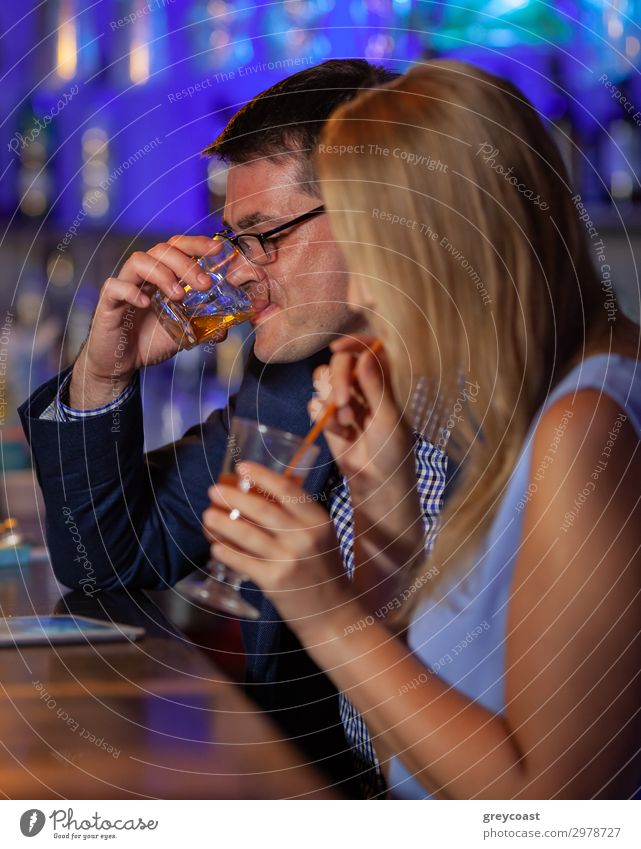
top-left (223, 158), bottom-right (309, 229)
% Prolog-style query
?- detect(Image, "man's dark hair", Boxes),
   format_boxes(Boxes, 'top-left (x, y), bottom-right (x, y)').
top-left (203, 59), bottom-right (398, 194)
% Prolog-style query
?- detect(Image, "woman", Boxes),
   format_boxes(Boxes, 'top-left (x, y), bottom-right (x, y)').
top-left (202, 62), bottom-right (641, 798)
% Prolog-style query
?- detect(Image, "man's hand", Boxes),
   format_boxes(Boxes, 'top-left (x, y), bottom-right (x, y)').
top-left (69, 236), bottom-right (226, 409)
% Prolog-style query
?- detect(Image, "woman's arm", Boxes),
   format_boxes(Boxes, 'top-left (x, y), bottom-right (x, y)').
top-left (502, 391), bottom-right (641, 798)
top-left (207, 391), bottom-right (641, 798)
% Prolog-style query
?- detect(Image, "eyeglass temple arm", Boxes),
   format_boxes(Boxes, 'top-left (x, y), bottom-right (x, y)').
top-left (214, 205), bottom-right (326, 247)
top-left (259, 205), bottom-right (326, 242)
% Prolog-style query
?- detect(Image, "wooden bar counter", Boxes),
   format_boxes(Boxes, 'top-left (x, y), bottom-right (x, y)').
top-left (0, 549), bottom-right (337, 799)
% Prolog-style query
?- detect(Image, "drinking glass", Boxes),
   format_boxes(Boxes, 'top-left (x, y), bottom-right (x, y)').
top-left (150, 237), bottom-right (257, 349)
top-left (181, 417), bottom-right (321, 619)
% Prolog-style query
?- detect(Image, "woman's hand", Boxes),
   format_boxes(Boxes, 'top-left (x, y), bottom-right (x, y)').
top-left (202, 462), bottom-right (353, 639)
top-left (310, 335), bottom-right (416, 491)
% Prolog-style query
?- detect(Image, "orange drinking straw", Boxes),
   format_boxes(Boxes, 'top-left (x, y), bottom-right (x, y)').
top-left (285, 339), bottom-right (383, 478)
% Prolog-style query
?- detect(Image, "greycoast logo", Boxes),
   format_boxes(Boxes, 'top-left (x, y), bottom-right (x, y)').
top-left (20, 809), bottom-right (45, 837)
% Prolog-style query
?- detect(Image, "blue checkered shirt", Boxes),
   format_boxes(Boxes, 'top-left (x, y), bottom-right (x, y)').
top-left (39, 372), bottom-right (138, 423)
top-left (328, 438), bottom-right (447, 798)
top-left (41, 375), bottom-right (448, 798)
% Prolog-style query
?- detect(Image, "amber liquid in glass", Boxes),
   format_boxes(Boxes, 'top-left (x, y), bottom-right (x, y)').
top-left (190, 309), bottom-right (255, 344)
top-left (216, 470), bottom-right (303, 497)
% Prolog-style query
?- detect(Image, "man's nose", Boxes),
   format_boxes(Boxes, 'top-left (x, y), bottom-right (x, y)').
top-left (226, 252), bottom-right (261, 288)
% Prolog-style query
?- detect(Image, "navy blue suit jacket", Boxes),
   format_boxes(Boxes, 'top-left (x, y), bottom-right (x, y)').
top-left (18, 349), bottom-right (358, 793)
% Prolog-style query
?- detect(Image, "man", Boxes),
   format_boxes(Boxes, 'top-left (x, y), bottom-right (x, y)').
top-left (19, 60), bottom-right (447, 797)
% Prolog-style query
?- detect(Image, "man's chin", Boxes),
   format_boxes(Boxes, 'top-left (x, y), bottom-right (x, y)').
top-left (252, 328), bottom-right (327, 364)
top-left (253, 338), bottom-right (321, 364)
top-left (251, 309), bottom-right (368, 364)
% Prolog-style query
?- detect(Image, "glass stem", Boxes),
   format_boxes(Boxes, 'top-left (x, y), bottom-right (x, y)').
top-left (211, 561), bottom-right (243, 591)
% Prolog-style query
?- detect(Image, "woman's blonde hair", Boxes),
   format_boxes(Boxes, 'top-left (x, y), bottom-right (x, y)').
top-left (315, 61), bottom-right (603, 610)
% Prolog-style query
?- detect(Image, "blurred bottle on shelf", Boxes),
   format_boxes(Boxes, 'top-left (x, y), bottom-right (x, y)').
top-left (13, 99), bottom-right (54, 220)
top-left (600, 78), bottom-right (641, 206)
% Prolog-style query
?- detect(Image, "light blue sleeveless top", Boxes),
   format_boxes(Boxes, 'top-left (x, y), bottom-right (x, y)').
top-left (388, 354), bottom-right (641, 799)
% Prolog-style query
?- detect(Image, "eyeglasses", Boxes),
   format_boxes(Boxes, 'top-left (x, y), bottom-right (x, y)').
top-left (216, 205), bottom-right (325, 266)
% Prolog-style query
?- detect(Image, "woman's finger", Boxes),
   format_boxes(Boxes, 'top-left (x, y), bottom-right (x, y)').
top-left (352, 350), bottom-right (401, 432)
top-left (202, 505), bottom-right (276, 555)
top-left (210, 541), bottom-right (264, 584)
top-left (309, 397), bottom-right (357, 446)
top-left (308, 395), bottom-right (325, 424)
top-left (231, 462), bottom-right (330, 523)
top-left (352, 350), bottom-right (386, 410)
top-left (308, 397), bottom-right (356, 439)
top-left (210, 470), bottom-right (315, 528)
top-left (208, 484), bottom-right (295, 532)
top-left (328, 351), bottom-right (357, 407)
top-left (328, 345), bottom-right (390, 416)
top-left (312, 364), bottom-right (333, 404)
top-left (309, 392), bottom-right (365, 433)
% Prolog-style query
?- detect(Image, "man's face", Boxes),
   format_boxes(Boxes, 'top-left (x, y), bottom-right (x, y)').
top-left (223, 157), bottom-right (366, 363)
